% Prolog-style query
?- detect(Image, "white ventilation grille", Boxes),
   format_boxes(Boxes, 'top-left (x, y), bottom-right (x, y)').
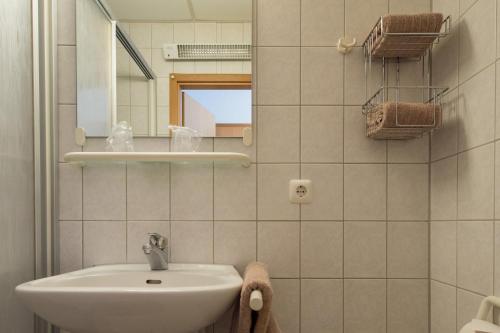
top-left (163, 44), bottom-right (252, 60)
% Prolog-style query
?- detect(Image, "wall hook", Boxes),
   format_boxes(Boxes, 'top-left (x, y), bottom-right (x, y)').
top-left (337, 36), bottom-right (356, 54)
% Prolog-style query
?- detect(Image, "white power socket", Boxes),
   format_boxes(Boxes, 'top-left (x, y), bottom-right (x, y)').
top-left (289, 179), bottom-right (312, 204)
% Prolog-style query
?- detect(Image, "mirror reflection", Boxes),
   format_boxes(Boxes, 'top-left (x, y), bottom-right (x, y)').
top-left (77, 0), bottom-right (252, 138)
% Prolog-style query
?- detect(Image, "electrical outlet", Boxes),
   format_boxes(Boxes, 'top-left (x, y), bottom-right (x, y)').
top-left (289, 179), bottom-right (312, 204)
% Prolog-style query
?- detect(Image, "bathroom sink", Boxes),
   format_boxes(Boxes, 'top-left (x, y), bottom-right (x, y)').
top-left (16, 264), bottom-right (242, 333)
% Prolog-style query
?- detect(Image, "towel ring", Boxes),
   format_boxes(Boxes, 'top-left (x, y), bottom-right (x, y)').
top-left (249, 290), bottom-right (263, 311)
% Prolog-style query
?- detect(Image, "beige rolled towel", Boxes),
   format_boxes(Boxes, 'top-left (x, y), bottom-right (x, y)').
top-left (367, 102), bottom-right (441, 139)
top-left (372, 13), bottom-right (444, 58)
top-left (231, 262), bottom-right (281, 333)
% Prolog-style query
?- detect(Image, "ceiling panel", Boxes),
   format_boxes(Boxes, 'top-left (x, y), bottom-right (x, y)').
top-left (190, 0), bottom-right (252, 21)
top-left (104, 0), bottom-right (193, 21)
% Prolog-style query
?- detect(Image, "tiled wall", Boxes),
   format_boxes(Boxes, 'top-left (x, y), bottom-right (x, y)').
top-left (429, 0), bottom-right (500, 332)
top-left (116, 21), bottom-right (252, 135)
top-left (58, 0), bottom-right (432, 332)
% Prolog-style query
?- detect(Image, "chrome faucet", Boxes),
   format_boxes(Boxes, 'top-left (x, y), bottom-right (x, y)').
top-left (142, 233), bottom-right (168, 270)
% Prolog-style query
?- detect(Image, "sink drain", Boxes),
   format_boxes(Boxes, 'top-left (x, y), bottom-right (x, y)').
top-left (146, 279), bottom-right (162, 284)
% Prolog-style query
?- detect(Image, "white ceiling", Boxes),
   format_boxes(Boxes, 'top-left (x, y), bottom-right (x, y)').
top-left (103, 0), bottom-right (251, 22)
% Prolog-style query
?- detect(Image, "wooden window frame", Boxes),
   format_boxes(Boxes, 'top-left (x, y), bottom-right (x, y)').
top-left (169, 73), bottom-right (252, 127)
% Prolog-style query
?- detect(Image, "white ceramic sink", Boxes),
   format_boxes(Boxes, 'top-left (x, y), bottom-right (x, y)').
top-left (16, 264), bottom-right (242, 333)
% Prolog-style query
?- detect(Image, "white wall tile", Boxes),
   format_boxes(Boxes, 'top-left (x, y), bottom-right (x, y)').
top-left (271, 279), bottom-right (300, 333)
top-left (344, 164), bottom-right (386, 220)
top-left (83, 220), bottom-right (126, 267)
top-left (214, 164), bottom-right (256, 220)
top-left (257, 106), bottom-right (300, 162)
top-left (300, 279), bottom-right (343, 332)
top-left (431, 89), bottom-right (459, 161)
top-left (214, 221), bottom-right (256, 274)
top-left (58, 46), bottom-right (76, 104)
top-left (301, 47), bottom-right (343, 105)
top-left (59, 221), bottom-right (82, 273)
top-left (431, 156), bottom-right (458, 221)
top-left (458, 143), bottom-right (495, 220)
top-left (457, 221), bottom-right (494, 295)
top-left (151, 23), bottom-right (173, 49)
top-left (195, 23), bottom-right (217, 43)
top-left (129, 23), bottom-right (152, 49)
top-left (430, 221), bottom-right (457, 285)
top-left (171, 163), bottom-right (213, 220)
top-left (300, 0), bottom-right (344, 46)
top-left (301, 106), bottom-right (343, 163)
top-left (344, 279), bottom-right (387, 333)
top-left (300, 164), bottom-right (343, 220)
top-left (387, 222), bottom-right (428, 278)
top-left (173, 23), bottom-right (195, 43)
top-left (83, 163), bottom-right (126, 220)
top-left (387, 279), bottom-right (429, 333)
top-left (388, 164), bottom-right (429, 221)
top-left (257, 0), bottom-right (300, 46)
top-left (344, 221), bottom-right (386, 278)
top-left (257, 222), bottom-right (300, 278)
top-left (171, 221), bottom-right (213, 264)
top-left (257, 164), bottom-right (300, 220)
top-left (301, 222), bottom-right (343, 278)
top-left (127, 162), bottom-right (170, 220)
top-left (58, 163), bottom-right (82, 220)
top-left (388, 135), bottom-right (429, 163)
top-left (58, 0), bottom-right (76, 45)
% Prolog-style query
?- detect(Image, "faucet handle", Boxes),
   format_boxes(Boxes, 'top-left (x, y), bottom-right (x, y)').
top-left (148, 233), bottom-right (167, 250)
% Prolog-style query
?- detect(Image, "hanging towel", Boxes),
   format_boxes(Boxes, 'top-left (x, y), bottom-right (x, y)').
top-left (231, 262), bottom-right (281, 333)
top-left (372, 13), bottom-right (444, 58)
top-left (366, 102), bottom-right (441, 139)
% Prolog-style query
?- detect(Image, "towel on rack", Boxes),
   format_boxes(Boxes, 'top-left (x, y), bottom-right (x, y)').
top-left (372, 13), bottom-right (444, 58)
top-left (366, 102), bottom-right (441, 139)
top-left (231, 262), bottom-right (281, 333)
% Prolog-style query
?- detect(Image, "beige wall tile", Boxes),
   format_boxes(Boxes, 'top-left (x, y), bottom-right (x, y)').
top-left (388, 135), bottom-right (429, 163)
top-left (301, 106), bottom-right (343, 163)
top-left (257, 47), bottom-right (300, 105)
top-left (345, 0), bottom-right (388, 46)
top-left (430, 89), bottom-right (459, 161)
top-left (214, 221), bottom-right (256, 274)
top-left (344, 279), bottom-right (387, 333)
top-left (257, 164), bottom-right (300, 220)
top-left (127, 162), bottom-right (170, 220)
top-left (496, 143), bottom-right (500, 218)
top-left (301, 47), bottom-right (343, 105)
top-left (58, 0), bottom-right (76, 45)
top-left (151, 49), bottom-right (173, 77)
top-left (344, 221), bottom-right (386, 278)
top-left (257, 106), bottom-right (300, 162)
top-left (301, 164), bottom-right (343, 220)
top-left (257, 222), bottom-right (300, 278)
top-left (459, 0), bottom-right (496, 83)
top-left (214, 137), bottom-right (256, 163)
top-left (457, 221), bottom-right (494, 295)
top-left (83, 220), bottom-right (126, 267)
top-left (389, 0), bottom-right (430, 12)
top-left (271, 279), bottom-right (300, 333)
top-left (257, 0), bottom-right (300, 46)
top-left (59, 221), bottom-right (82, 273)
top-left (458, 143), bottom-right (495, 220)
top-left (151, 23), bottom-right (173, 49)
top-left (344, 164), bottom-right (387, 220)
top-left (432, 23), bottom-right (459, 90)
top-left (344, 107), bottom-right (387, 163)
top-left (431, 156), bottom-right (458, 221)
top-left (59, 163), bottom-right (82, 220)
top-left (83, 163), bottom-right (126, 220)
top-left (301, 222), bottom-right (343, 278)
top-left (457, 288), bottom-right (491, 330)
top-left (388, 164), bottom-right (429, 221)
top-left (430, 221), bottom-right (457, 284)
top-left (458, 64), bottom-right (496, 151)
top-left (300, 0), bottom-right (344, 46)
top-left (301, 279), bottom-right (343, 333)
top-left (170, 221), bottom-right (213, 264)
top-left (430, 280), bottom-right (457, 333)
top-left (387, 279), bottom-right (429, 333)
top-left (171, 163), bottom-right (213, 220)
top-left (129, 23), bottom-right (151, 49)
top-left (497, 62), bottom-right (500, 139)
top-left (388, 222), bottom-right (429, 278)
top-left (214, 165), bottom-right (256, 220)
top-left (495, 221), bottom-right (500, 295)
top-left (126, 221), bottom-right (170, 264)
top-left (58, 46), bottom-right (76, 104)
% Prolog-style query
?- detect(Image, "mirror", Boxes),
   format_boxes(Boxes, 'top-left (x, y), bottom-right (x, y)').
top-left (76, 0), bottom-right (252, 138)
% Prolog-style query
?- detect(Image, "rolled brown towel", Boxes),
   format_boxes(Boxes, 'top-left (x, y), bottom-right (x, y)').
top-left (367, 102), bottom-right (441, 139)
top-left (372, 13), bottom-right (444, 58)
top-left (231, 262), bottom-right (281, 333)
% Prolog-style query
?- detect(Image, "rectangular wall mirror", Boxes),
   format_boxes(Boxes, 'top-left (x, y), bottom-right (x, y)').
top-left (76, 0), bottom-right (252, 138)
